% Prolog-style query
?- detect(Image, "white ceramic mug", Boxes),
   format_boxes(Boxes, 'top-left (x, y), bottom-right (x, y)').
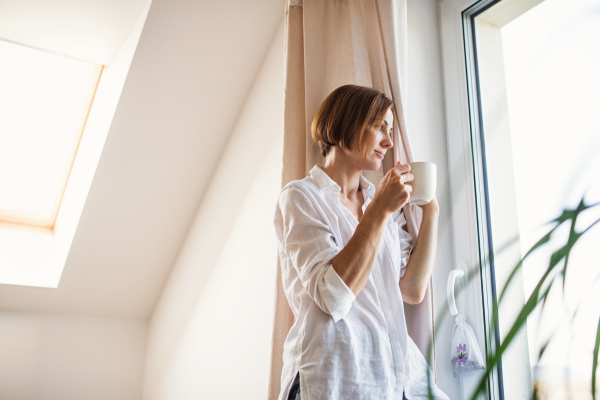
top-left (407, 162), bottom-right (436, 205)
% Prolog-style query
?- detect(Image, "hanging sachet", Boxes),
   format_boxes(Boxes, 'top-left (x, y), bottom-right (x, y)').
top-left (451, 313), bottom-right (485, 377)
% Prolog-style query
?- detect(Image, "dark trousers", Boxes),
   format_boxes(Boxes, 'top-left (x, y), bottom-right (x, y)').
top-left (287, 372), bottom-right (300, 400)
top-left (287, 372), bottom-right (409, 400)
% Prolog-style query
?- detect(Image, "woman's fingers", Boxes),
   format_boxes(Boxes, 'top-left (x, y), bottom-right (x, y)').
top-left (394, 162), bottom-right (410, 174)
top-left (389, 166), bottom-right (410, 183)
top-left (376, 162), bottom-right (414, 212)
top-left (400, 173), bottom-right (414, 184)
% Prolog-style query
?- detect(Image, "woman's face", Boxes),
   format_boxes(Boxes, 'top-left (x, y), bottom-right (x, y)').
top-left (345, 107), bottom-right (394, 171)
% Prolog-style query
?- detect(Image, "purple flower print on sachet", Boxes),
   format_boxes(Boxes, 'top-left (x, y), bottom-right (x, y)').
top-left (456, 343), bottom-right (468, 365)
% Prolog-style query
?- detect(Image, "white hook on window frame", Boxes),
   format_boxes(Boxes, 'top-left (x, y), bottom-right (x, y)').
top-left (447, 268), bottom-right (464, 316)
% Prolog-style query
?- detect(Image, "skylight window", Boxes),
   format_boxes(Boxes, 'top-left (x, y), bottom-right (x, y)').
top-left (0, 40), bottom-right (102, 228)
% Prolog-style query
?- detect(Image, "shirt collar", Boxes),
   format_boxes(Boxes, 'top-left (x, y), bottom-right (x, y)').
top-left (309, 165), bottom-right (376, 198)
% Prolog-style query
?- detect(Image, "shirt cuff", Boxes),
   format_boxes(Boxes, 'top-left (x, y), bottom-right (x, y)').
top-left (318, 262), bottom-right (356, 322)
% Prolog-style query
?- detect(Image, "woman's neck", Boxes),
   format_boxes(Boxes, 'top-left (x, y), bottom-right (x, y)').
top-left (321, 148), bottom-right (362, 198)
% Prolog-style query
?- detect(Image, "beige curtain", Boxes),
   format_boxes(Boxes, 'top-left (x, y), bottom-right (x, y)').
top-left (268, 0), bottom-right (436, 398)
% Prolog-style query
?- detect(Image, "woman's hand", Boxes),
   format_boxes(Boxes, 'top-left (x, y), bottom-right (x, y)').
top-left (331, 161), bottom-right (412, 296)
top-left (372, 161), bottom-right (413, 214)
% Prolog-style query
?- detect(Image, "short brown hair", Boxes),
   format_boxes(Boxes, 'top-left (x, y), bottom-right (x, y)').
top-left (311, 84), bottom-right (393, 158)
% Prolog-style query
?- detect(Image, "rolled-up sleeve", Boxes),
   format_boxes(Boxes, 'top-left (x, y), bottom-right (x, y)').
top-left (318, 259), bottom-right (356, 322)
top-left (274, 186), bottom-right (356, 322)
top-left (393, 210), bottom-right (414, 278)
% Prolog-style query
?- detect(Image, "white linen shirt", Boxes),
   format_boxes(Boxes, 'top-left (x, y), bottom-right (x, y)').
top-left (274, 166), bottom-right (449, 400)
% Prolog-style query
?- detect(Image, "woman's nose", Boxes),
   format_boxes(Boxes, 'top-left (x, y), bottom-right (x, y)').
top-left (381, 135), bottom-right (393, 149)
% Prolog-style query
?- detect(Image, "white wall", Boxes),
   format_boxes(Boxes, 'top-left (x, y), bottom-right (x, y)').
top-left (0, 0), bottom-right (149, 65)
top-left (406, 0), bottom-right (459, 398)
top-left (0, 312), bottom-right (147, 400)
top-left (142, 19), bottom-right (285, 400)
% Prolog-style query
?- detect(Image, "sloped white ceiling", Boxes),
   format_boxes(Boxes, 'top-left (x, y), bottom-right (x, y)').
top-left (0, 0), bottom-right (284, 318)
top-left (0, 0), bottom-right (151, 64)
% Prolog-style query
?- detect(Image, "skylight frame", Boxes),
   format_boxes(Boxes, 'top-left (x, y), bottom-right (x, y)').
top-left (0, 43), bottom-right (104, 230)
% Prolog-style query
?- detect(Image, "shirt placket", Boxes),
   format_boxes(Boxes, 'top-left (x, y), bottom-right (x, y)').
top-left (372, 252), bottom-right (406, 398)
top-left (330, 186), bottom-right (406, 398)
top-left (370, 189), bottom-right (406, 397)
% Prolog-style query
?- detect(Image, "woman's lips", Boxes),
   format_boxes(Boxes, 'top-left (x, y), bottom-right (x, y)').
top-left (374, 150), bottom-right (385, 159)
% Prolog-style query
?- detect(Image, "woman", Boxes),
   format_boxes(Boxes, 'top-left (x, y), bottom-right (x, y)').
top-left (274, 85), bottom-right (449, 400)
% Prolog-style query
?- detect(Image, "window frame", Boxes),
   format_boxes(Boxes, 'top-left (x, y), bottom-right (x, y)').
top-left (439, 0), bottom-right (545, 398)
top-left (440, 1), bottom-right (501, 398)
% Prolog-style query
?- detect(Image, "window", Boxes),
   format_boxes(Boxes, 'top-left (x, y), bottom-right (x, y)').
top-left (0, 1), bottom-right (150, 289)
top-left (441, 0), bottom-right (600, 398)
top-left (0, 39), bottom-right (103, 228)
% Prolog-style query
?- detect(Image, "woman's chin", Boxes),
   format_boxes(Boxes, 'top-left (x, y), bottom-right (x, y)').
top-left (363, 160), bottom-right (382, 171)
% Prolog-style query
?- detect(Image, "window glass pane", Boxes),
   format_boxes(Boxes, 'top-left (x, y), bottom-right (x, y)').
top-left (475, 0), bottom-right (600, 397)
top-left (0, 40), bottom-right (97, 217)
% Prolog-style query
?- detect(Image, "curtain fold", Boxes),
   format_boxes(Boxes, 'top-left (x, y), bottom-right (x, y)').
top-left (268, 1), bottom-right (436, 398)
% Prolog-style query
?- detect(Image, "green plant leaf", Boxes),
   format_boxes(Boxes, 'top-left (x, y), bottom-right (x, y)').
top-left (538, 336), bottom-right (552, 361)
top-left (551, 199), bottom-right (598, 225)
top-left (498, 229), bottom-right (553, 303)
top-left (470, 212), bottom-right (599, 399)
top-left (593, 316), bottom-right (600, 400)
top-left (426, 364), bottom-right (434, 400)
top-left (470, 272), bottom-right (554, 400)
top-left (559, 217), bottom-right (582, 293)
top-left (425, 200), bottom-right (600, 399)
